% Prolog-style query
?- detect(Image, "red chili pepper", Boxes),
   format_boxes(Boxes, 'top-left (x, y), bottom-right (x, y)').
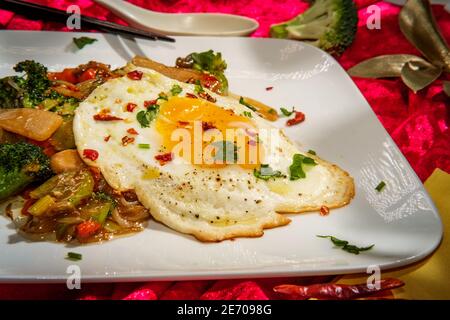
top-left (104, 135), bottom-right (111, 142)
top-left (266, 86), bottom-right (273, 91)
top-left (202, 121), bottom-right (216, 131)
top-left (155, 152), bottom-right (173, 166)
top-left (274, 278), bottom-right (404, 300)
top-left (78, 68), bottom-right (97, 82)
top-left (21, 198), bottom-right (36, 216)
top-left (201, 74), bottom-right (219, 89)
top-left (83, 149), bottom-right (99, 161)
top-left (286, 111), bottom-right (305, 126)
top-left (126, 103), bottom-right (137, 112)
top-left (122, 136), bottom-right (135, 146)
top-left (93, 113), bottom-right (123, 121)
top-left (127, 70), bottom-right (143, 80)
top-left (48, 68), bottom-right (78, 84)
top-left (185, 93), bottom-right (198, 99)
top-left (127, 128), bottom-right (138, 135)
top-left (320, 206), bottom-right (330, 216)
top-left (76, 220), bottom-right (101, 239)
top-left (144, 99), bottom-right (158, 109)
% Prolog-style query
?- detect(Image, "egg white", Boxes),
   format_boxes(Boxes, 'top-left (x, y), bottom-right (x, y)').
top-left (74, 65), bottom-right (354, 241)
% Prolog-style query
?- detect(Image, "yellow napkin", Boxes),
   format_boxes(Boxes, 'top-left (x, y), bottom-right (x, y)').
top-left (336, 168), bottom-right (450, 299)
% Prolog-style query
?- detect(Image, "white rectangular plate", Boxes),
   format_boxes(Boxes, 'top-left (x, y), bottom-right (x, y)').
top-left (0, 31), bottom-right (442, 283)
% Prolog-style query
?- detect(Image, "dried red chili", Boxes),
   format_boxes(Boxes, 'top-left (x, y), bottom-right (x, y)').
top-left (122, 136), bottom-right (135, 146)
top-left (127, 128), bottom-right (139, 135)
top-left (185, 93), bottom-right (198, 99)
top-left (127, 70), bottom-right (143, 80)
top-left (286, 111), bottom-right (305, 126)
top-left (320, 206), bottom-right (330, 216)
top-left (83, 149), bottom-right (99, 161)
top-left (93, 113), bottom-right (123, 121)
top-left (126, 103), bottom-right (137, 112)
top-left (155, 152), bottom-right (173, 166)
top-left (274, 278), bottom-right (404, 300)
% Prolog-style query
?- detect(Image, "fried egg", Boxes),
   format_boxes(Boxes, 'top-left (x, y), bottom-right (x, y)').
top-left (74, 65), bottom-right (354, 241)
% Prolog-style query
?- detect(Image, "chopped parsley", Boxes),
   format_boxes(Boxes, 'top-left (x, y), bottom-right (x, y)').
top-left (239, 97), bottom-right (256, 111)
top-left (317, 235), bottom-right (374, 255)
top-left (242, 111), bottom-right (253, 118)
top-left (289, 153), bottom-right (317, 180)
top-left (66, 252), bottom-right (82, 261)
top-left (170, 84), bottom-right (182, 96)
top-left (73, 37), bottom-right (97, 50)
top-left (280, 107), bottom-right (295, 117)
top-left (375, 181), bottom-right (386, 192)
top-left (137, 105), bottom-right (159, 128)
top-left (138, 144), bottom-right (150, 149)
top-left (254, 164), bottom-right (286, 181)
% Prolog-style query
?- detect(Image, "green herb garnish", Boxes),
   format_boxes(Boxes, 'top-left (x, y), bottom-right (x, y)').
top-left (317, 235), bottom-right (374, 255)
top-left (136, 105), bottom-right (159, 128)
top-left (280, 107), bottom-right (295, 117)
top-left (242, 111), bottom-right (253, 118)
top-left (73, 37), bottom-right (97, 50)
top-left (307, 149), bottom-right (316, 155)
top-left (66, 252), bottom-right (82, 261)
top-left (158, 92), bottom-right (168, 101)
top-left (375, 181), bottom-right (386, 192)
top-left (289, 153), bottom-right (317, 180)
top-left (194, 80), bottom-right (204, 94)
top-left (138, 144), bottom-right (150, 149)
top-left (254, 164), bottom-right (286, 181)
top-left (239, 97), bottom-right (256, 111)
top-left (170, 84), bottom-right (182, 96)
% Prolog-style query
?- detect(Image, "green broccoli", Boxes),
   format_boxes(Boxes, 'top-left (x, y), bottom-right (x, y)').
top-left (176, 50), bottom-right (229, 95)
top-left (0, 142), bottom-right (52, 201)
top-left (0, 60), bottom-right (50, 109)
top-left (270, 0), bottom-right (357, 55)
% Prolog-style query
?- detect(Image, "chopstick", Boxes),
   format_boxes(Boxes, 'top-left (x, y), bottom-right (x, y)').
top-left (0, 0), bottom-right (175, 43)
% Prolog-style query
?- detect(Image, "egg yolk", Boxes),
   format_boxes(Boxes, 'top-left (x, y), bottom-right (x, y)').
top-left (155, 97), bottom-right (262, 169)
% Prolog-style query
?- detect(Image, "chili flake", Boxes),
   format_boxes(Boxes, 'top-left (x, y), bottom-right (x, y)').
top-left (83, 149), bottom-right (99, 161)
top-left (286, 111), bottom-right (305, 126)
top-left (155, 152), bottom-right (173, 166)
top-left (126, 103), bottom-right (137, 112)
top-left (122, 136), bottom-right (135, 146)
top-left (127, 128), bottom-right (139, 135)
top-left (127, 70), bottom-right (143, 80)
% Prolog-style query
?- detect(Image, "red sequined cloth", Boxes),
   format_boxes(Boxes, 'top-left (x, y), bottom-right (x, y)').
top-left (0, 0), bottom-right (448, 300)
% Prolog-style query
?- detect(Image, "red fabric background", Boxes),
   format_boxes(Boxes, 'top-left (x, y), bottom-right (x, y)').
top-left (0, 0), bottom-right (449, 299)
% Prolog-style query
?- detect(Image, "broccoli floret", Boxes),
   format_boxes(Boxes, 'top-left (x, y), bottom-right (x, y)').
top-left (0, 142), bottom-right (52, 201)
top-left (40, 91), bottom-right (80, 115)
top-left (0, 60), bottom-right (50, 109)
top-left (270, 0), bottom-right (357, 55)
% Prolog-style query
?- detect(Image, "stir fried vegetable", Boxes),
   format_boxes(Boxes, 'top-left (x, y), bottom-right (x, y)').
top-left (0, 142), bottom-right (52, 201)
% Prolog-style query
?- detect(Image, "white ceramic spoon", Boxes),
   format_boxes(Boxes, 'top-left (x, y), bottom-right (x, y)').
top-left (93, 0), bottom-right (259, 36)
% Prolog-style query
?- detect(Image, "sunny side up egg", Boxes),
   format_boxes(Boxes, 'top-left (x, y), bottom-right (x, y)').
top-left (74, 65), bottom-right (354, 242)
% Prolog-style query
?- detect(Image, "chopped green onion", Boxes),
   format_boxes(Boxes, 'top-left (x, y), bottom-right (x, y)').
top-left (280, 107), bottom-right (295, 117)
top-left (375, 181), bottom-right (386, 192)
top-left (66, 252), bottom-right (82, 261)
top-left (138, 144), bottom-right (150, 149)
top-left (242, 111), bottom-right (253, 118)
top-left (170, 84), bottom-right (182, 96)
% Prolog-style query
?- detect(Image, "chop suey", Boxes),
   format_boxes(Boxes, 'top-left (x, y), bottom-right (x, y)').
top-left (0, 51), bottom-right (354, 243)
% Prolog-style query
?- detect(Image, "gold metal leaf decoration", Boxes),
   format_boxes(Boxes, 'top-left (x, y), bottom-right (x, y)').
top-left (348, 54), bottom-right (425, 78)
top-left (400, 60), bottom-right (442, 93)
top-left (347, 0), bottom-right (449, 94)
top-left (399, 0), bottom-right (450, 73)
top-left (444, 81), bottom-right (450, 97)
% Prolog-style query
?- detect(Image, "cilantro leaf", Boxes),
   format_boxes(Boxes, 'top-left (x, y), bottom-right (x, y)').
top-left (280, 107), bottom-right (295, 117)
top-left (73, 37), bottom-right (97, 50)
top-left (137, 105), bottom-right (159, 128)
top-left (170, 84), bottom-right (182, 96)
top-left (289, 153), bottom-right (317, 180)
top-left (317, 235), bottom-right (374, 255)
